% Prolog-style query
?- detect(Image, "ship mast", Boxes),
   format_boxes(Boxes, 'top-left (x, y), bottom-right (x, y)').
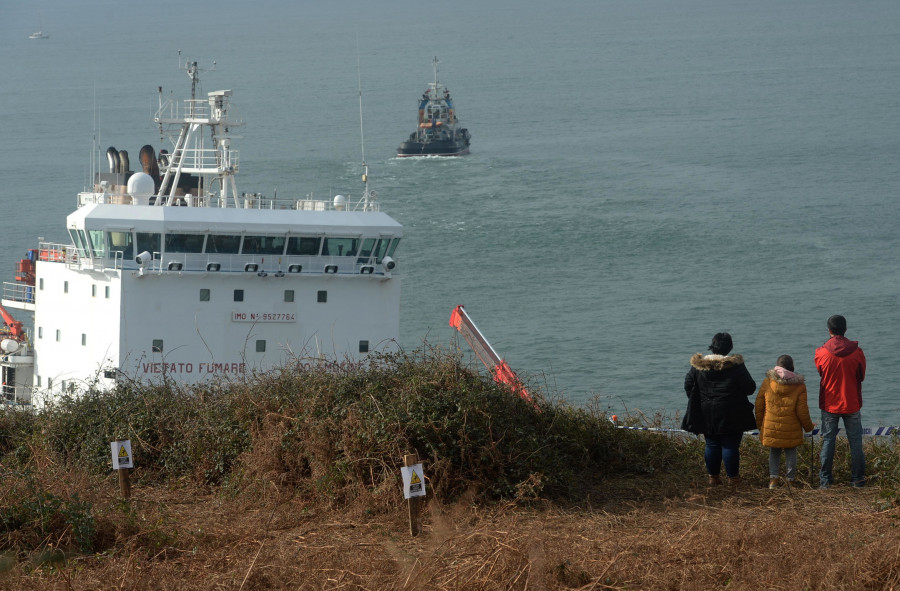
top-left (154, 55), bottom-right (242, 207)
top-left (358, 49), bottom-right (374, 211)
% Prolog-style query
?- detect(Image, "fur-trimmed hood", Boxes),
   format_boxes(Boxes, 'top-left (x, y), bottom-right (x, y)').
top-left (689, 353), bottom-right (745, 371)
top-left (765, 367), bottom-right (805, 386)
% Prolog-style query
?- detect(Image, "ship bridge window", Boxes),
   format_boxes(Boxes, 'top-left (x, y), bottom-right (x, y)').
top-left (69, 229), bottom-right (89, 258)
top-left (87, 230), bottom-right (107, 258)
top-left (322, 237), bottom-right (359, 257)
top-left (386, 238), bottom-right (400, 258)
top-left (165, 233), bottom-right (205, 253)
top-left (136, 233), bottom-right (161, 256)
top-left (109, 231), bottom-right (134, 260)
top-left (206, 234), bottom-right (241, 254)
top-left (286, 236), bottom-right (321, 256)
top-left (242, 236), bottom-right (286, 255)
top-left (357, 238), bottom-right (399, 264)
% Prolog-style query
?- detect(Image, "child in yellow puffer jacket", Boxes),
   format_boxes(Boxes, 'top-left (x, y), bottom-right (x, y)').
top-left (755, 355), bottom-right (815, 488)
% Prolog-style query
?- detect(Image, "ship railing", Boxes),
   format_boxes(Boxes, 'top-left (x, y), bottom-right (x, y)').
top-left (161, 147), bottom-right (240, 175)
top-left (154, 97), bottom-right (244, 127)
top-left (78, 190), bottom-right (379, 212)
top-left (2, 281), bottom-right (35, 305)
top-left (37, 242), bottom-right (78, 265)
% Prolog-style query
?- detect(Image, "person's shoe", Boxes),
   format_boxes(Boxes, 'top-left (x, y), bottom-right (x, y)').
top-left (852, 478), bottom-right (866, 488)
top-left (819, 482), bottom-right (830, 490)
top-left (708, 475), bottom-right (722, 486)
top-left (768, 478), bottom-right (779, 489)
top-left (729, 476), bottom-right (742, 489)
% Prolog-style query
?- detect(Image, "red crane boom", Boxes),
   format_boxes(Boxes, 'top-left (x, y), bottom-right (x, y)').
top-left (0, 303), bottom-right (25, 342)
top-left (449, 305), bottom-right (531, 403)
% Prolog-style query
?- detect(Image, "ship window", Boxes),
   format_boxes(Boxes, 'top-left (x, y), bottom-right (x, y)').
top-left (136, 232), bottom-right (161, 256)
top-left (81, 334), bottom-right (86, 346)
top-left (256, 340), bottom-right (266, 353)
top-left (206, 234), bottom-right (241, 254)
top-left (38, 327), bottom-right (42, 339)
top-left (103, 369), bottom-right (116, 379)
top-left (317, 290), bottom-right (327, 303)
top-left (200, 289), bottom-right (210, 302)
top-left (48, 378), bottom-right (52, 389)
top-left (357, 238), bottom-right (376, 263)
top-left (105, 286), bottom-right (110, 298)
top-left (92, 285), bottom-right (97, 297)
top-left (64, 281), bottom-right (68, 293)
top-left (39, 278), bottom-right (44, 290)
top-left (165, 233), bottom-right (205, 253)
top-left (87, 230), bottom-right (107, 258)
top-left (69, 229), bottom-right (89, 258)
top-left (109, 231), bottom-right (134, 260)
top-left (359, 340), bottom-right (369, 353)
top-left (56, 330), bottom-right (60, 342)
top-left (242, 236), bottom-right (286, 255)
top-left (322, 237), bottom-right (359, 257)
top-left (286, 236), bottom-right (322, 256)
top-left (360, 238), bottom-right (393, 264)
top-left (234, 289), bottom-right (244, 302)
top-left (36, 375), bottom-right (41, 387)
top-left (386, 238), bottom-right (400, 258)
top-left (284, 289), bottom-right (294, 302)
top-left (152, 339), bottom-right (163, 353)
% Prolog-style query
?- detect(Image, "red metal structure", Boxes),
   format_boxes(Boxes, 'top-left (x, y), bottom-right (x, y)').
top-left (0, 303), bottom-right (25, 342)
top-left (449, 305), bottom-right (531, 403)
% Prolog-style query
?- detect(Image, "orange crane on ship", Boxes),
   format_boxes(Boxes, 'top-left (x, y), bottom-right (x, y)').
top-left (0, 303), bottom-right (25, 344)
top-left (449, 305), bottom-right (532, 404)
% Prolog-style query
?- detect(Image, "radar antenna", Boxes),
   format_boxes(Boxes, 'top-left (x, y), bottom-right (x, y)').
top-left (177, 49), bottom-right (216, 101)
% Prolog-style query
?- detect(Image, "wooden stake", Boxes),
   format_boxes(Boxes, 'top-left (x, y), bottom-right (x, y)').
top-left (118, 468), bottom-right (131, 499)
top-left (404, 453), bottom-right (419, 536)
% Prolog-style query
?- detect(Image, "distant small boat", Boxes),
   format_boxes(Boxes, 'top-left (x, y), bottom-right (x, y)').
top-left (29, 12), bottom-right (49, 39)
top-left (397, 57), bottom-right (471, 157)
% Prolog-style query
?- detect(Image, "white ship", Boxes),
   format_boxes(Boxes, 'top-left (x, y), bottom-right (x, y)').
top-left (1, 60), bottom-right (402, 407)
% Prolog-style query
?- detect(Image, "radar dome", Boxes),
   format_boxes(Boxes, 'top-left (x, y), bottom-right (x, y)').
top-left (333, 194), bottom-right (347, 210)
top-left (127, 172), bottom-right (155, 197)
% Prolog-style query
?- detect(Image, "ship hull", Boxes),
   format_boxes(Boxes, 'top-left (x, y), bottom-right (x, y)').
top-left (397, 139), bottom-right (470, 157)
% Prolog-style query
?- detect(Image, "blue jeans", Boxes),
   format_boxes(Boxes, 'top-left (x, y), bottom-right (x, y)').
top-left (819, 410), bottom-right (865, 487)
top-left (704, 433), bottom-right (743, 478)
top-left (769, 447), bottom-right (799, 480)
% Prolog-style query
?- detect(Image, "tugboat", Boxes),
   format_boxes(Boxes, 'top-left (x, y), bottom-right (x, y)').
top-left (0, 57), bottom-right (402, 407)
top-left (397, 57), bottom-right (471, 157)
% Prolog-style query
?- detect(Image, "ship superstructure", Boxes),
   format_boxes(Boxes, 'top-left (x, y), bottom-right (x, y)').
top-left (1, 60), bottom-right (401, 406)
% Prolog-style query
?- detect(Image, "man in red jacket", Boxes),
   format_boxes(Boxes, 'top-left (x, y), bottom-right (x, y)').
top-left (815, 315), bottom-right (866, 489)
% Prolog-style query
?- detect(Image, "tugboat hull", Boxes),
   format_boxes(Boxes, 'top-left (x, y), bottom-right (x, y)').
top-left (397, 139), bottom-right (470, 157)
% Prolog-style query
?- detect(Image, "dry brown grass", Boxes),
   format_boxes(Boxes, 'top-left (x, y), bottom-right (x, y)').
top-left (2, 471), bottom-right (899, 590)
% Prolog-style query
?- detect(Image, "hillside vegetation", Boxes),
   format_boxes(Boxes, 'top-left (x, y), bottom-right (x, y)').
top-left (1, 347), bottom-right (899, 589)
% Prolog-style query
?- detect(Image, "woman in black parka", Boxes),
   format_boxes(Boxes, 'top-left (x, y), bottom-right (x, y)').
top-left (684, 332), bottom-right (757, 487)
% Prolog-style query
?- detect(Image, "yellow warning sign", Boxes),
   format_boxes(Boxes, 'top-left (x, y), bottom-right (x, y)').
top-left (111, 440), bottom-right (133, 470)
top-left (402, 464), bottom-right (425, 498)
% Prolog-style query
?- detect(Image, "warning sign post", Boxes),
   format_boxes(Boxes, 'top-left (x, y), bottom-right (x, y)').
top-left (111, 440), bottom-right (133, 499)
top-left (402, 454), bottom-right (425, 536)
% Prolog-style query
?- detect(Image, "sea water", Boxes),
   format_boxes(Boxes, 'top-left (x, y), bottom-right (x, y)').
top-left (1, 0), bottom-right (899, 424)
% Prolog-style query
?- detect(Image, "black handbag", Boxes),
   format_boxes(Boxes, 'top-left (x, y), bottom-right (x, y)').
top-left (681, 392), bottom-right (706, 434)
